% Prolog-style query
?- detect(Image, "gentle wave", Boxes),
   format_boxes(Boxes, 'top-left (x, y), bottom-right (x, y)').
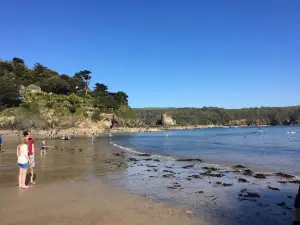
top-left (110, 141), bottom-right (176, 160)
top-left (109, 141), bottom-right (300, 179)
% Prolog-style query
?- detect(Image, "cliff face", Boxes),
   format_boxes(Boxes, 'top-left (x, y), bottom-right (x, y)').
top-left (161, 113), bottom-right (176, 126)
top-left (0, 107), bottom-right (145, 131)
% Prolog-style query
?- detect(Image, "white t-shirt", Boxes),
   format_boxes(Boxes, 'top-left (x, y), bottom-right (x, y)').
top-left (18, 144), bottom-right (28, 164)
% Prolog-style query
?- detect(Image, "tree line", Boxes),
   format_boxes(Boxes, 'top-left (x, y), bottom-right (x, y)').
top-left (0, 57), bottom-right (128, 111)
top-left (135, 106), bottom-right (300, 126)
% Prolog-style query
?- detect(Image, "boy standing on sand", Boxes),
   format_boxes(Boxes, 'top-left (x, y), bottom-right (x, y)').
top-left (41, 140), bottom-right (46, 154)
top-left (28, 131), bottom-right (36, 185)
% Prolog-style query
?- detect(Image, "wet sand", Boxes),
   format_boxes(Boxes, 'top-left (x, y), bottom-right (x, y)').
top-left (0, 135), bottom-right (198, 225)
top-left (1, 179), bottom-right (199, 225)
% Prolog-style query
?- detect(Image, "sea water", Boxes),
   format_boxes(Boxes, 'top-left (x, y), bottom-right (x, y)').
top-left (110, 126), bottom-right (300, 176)
top-left (108, 126), bottom-right (299, 224)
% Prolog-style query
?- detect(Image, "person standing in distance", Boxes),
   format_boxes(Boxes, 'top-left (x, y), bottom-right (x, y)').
top-left (28, 131), bottom-right (36, 184)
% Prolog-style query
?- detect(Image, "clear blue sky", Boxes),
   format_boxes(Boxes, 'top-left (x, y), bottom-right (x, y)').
top-left (0, 0), bottom-right (299, 108)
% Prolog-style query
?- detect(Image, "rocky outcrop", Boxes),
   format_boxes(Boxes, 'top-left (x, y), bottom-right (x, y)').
top-left (111, 115), bottom-right (145, 128)
top-left (19, 84), bottom-right (41, 95)
top-left (161, 113), bottom-right (176, 126)
top-left (0, 111), bottom-right (145, 131)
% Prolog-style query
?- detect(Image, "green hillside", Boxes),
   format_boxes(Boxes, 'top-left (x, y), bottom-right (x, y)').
top-left (135, 106), bottom-right (300, 126)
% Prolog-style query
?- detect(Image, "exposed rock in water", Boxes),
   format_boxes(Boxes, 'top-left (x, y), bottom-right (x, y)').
top-left (267, 186), bottom-right (280, 191)
top-left (182, 165), bottom-right (194, 169)
top-left (243, 169), bottom-right (253, 176)
top-left (195, 191), bottom-right (204, 194)
top-left (215, 181), bottom-right (233, 187)
top-left (254, 173), bottom-right (267, 179)
top-left (239, 192), bottom-right (260, 198)
top-left (276, 202), bottom-right (292, 210)
top-left (278, 181), bottom-right (288, 184)
top-left (238, 178), bottom-right (249, 183)
top-left (128, 157), bottom-right (138, 161)
top-left (113, 153), bottom-right (124, 157)
top-left (233, 165), bottom-right (246, 169)
top-left (163, 170), bottom-right (176, 174)
top-left (172, 182), bottom-right (181, 188)
top-left (177, 158), bottom-right (202, 162)
top-left (188, 175), bottom-right (202, 179)
top-left (202, 167), bottom-right (219, 171)
top-left (167, 186), bottom-right (177, 189)
top-left (167, 182), bottom-right (181, 189)
top-left (277, 202), bottom-right (286, 207)
top-left (143, 158), bottom-right (152, 161)
top-left (162, 174), bottom-right (174, 178)
top-left (201, 171), bottom-right (224, 178)
top-left (289, 180), bottom-right (300, 184)
top-left (153, 159), bottom-right (160, 162)
top-left (275, 172), bottom-right (294, 179)
top-left (138, 153), bottom-right (151, 157)
top-left (278, 180), bottom-right (300, 186)
top-left (239, 198), bottom-right (257, 202)
top-left (146, 164), bottom-right (157, 168)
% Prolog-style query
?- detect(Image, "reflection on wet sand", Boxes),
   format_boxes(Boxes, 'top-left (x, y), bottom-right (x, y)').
top-left (0, 136), bottom-right (127, 187)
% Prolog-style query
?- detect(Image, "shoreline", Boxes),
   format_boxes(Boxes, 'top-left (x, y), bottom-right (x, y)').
top-left (109, 138), bottom-right (300, 180)
top-left (0, 134), bottom-right (297, 224)
top-left (1, 124), bottom-right (295, 140)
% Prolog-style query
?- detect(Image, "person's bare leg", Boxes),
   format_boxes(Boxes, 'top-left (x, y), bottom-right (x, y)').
top-left (30, 167), bottom-right (35, 184)
top-left (18, 168), bottom-right (22, 188)
top-left (22, 169), bottom-right (30, 189)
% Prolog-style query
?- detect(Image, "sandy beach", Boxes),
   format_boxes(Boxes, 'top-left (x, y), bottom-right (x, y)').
top-left (0, 134), bottom-right (199, 225)
top-left (1, 179), bottom-right (199, 225)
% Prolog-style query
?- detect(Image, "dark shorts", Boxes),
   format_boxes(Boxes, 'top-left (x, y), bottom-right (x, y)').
top-left (18, 163), bottom-right (29, 169)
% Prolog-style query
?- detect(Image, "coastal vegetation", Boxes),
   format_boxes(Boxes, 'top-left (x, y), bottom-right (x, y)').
top-left (1, 57), bottom-right (299, 129)
top-left (135, 106), bottom-right (300, 126)
top-left (0, 57), bottom-right (138, 128)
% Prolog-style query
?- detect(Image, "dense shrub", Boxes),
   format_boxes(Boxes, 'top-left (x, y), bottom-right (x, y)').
top-left (46, 101), bottom-right (55, 108)
top-left (91, 109), bottom-right (102, 121)
top-left (68, 105), bottom-right (76, 113)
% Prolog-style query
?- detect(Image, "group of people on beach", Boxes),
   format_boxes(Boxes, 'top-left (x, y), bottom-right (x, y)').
top-left (17, 130), bottom-right (38, 189)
